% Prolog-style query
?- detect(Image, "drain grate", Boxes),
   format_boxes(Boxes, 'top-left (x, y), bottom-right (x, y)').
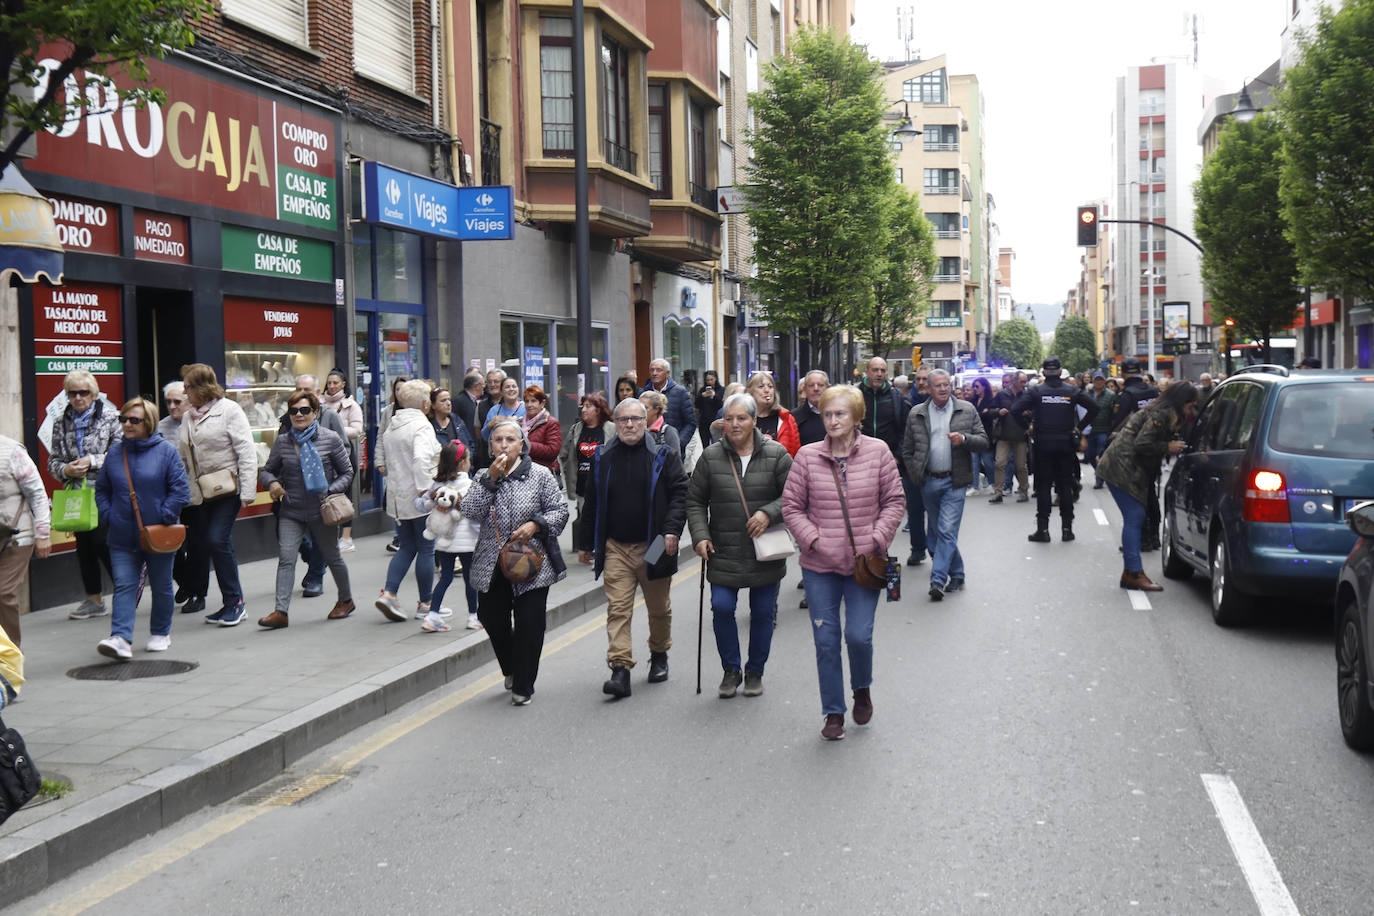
top-left (67, 660), bottom-right (199, 681)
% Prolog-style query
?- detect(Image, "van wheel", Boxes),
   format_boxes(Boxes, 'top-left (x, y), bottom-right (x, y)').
top-left (1210, 533), bottom-right (1250, 627)
top-left (1161, 511), bottom-right (1191, 580)
top-left (1338, 599), bottom-right (1374, 751)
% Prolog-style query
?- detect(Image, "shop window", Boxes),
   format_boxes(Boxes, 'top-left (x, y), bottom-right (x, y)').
top-left (223, 0), bottom-right (308, 46)
top-left (540, 15), bottom-right (575, 156)
top-left (502, 318), bottom-right (609, 422)
top-left (374, 228), bottom-right (422, 304)
top-left (354, 0), bottom-right (416, 93)
top-left (663, 315), bottom-right (707, 383)
top-left (352, 230), bottom-right (374, 300)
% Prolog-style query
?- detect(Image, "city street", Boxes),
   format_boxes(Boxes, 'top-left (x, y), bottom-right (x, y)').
top-left (15, 480), bottom-right (1371, 916)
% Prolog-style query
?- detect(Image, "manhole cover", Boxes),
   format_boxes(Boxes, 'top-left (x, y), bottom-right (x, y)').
top-left (67, 660), bottom-right (199, 681)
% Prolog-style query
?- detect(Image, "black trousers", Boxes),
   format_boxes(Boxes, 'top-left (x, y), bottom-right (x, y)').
top-left (477, 568), bottom-right (549, 697)
top-left (74, 525), bottom-right (112, 596)
top-left (1034, 445), bottom-right (1077, 527)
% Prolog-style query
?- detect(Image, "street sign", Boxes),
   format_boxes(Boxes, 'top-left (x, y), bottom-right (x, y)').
top-left (716, 186), bottom-right (749, 213)
top-left (456, 186), bottom-right (514, 240)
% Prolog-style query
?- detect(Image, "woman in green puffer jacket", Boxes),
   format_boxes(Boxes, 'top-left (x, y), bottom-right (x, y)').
top-left (687, 393), bottom-right (793, 699)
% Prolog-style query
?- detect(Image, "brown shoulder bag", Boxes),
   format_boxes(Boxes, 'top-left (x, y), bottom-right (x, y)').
top-left (124, 448), bottom-right (186, 554)
top-left (829, 462), bottom-right (889, 591)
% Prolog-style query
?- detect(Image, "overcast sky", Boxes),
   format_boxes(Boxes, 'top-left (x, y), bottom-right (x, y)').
top-left (850, 0), bottom-right (1289, 305)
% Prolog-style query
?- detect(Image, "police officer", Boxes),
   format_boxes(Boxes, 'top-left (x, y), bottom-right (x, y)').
top-left (1012, 356), bottom-right (1099, 542)
top-left (1105, 358), bottom-right (1161, 549)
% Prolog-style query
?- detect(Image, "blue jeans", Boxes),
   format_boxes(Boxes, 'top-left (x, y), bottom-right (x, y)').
top-left (1087, 433), bottom-right (1109, 473)
top-left (431, 550), bottom-right (474, 614)
top-left (921, 476), bottom-right (967, 588)
top-left (1108, 483), bottom-right (1146, 573)
top-left (385, 516), bottom-right (434, 602)
top-left (110, 545), bottom-right (175, 642)
top-left (973, 450), bottom-right (996, 488)
top-left (802, 569), bottom-right (879, 716)
top-left (200, 494), bottom-right (243, 607)
top-left (900, 470), bottom-right (927, 556)
top-left (711, 582), bottom-right (780, 674)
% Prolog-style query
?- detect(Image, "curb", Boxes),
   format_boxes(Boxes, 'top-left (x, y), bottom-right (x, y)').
top-left (0, 576), bottom-right (609, 901)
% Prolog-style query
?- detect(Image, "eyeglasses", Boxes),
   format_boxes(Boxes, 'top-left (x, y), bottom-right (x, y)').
top-left (614, 416), bottom-right (646, 425)
top-left (288, 406), bottom-right (315, 416)
top-left (67, 389), bottom-right (91, 398)
top-left (166, 398), bottom-right (184, 406)
top-left (118, 415), bottom-right (146, 426)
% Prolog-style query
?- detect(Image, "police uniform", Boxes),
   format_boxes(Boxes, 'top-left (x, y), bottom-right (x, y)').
top-left (1011, 358), bottom-right (1099, 540)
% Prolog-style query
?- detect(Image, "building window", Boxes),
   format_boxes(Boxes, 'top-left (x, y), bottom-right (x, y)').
top-left (540, 15), bottom-right (575, 157)
top-left (888, 138), bottom-right (902, 152)
top-left (903, 68), bottom-right (947, 104)
top-left (771, 8), bottom-right (781, 56)
top-left (353, 0), bottom-right (415, 92)
top-left (602, 35), bottom-right (633, 172)
top-left (689, 98), bottom-right (711, 207)
top-left (718, 74), bottom-right (731, 142)
top-left (936, 257), bottom-right (961, 282)
top-left (925, 212), bottom-right (959, 237)
top-left (649, 83), bottom-right (670, 197)
top-left (223, 0), bottom-right (308, 47)
top-left (923, 168), bottom-right (959, 194)
top-left (895, 167), bottom-right (903, 184)
top-left (924, 124), bottom-right (958, 151)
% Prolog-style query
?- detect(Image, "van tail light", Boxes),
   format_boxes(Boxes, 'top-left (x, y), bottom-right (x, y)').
top-left (1243, 469), bottom-right (1290, 523)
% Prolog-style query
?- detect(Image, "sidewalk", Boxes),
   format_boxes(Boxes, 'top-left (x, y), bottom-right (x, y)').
top-left (0, 524), bottom-right (607, 900)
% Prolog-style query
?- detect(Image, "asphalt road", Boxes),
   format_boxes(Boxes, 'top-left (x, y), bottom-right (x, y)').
top-left (17, 479), bottom-right (1374, 915)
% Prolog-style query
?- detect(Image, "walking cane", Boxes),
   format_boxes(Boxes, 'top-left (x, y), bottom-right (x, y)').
top-left (695, 558), bottom-right (706, 695)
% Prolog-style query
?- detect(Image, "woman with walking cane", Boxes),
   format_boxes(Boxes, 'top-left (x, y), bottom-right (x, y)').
top-left (687, 393), bottom-right (793, 698)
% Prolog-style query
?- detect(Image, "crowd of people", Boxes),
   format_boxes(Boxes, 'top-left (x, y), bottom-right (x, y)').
top-left (3, 352), bottom-right (1225, 740)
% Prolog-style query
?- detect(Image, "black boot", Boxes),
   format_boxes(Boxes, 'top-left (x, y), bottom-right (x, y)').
top-left (648, 652), bottom-right (669, 683)
top-left (1028, 528), bottom-right (1051, 543)
top-left (1062, 525), bottom-right (1075, 542)
top-left (603, 666), bottom-right (631, 698)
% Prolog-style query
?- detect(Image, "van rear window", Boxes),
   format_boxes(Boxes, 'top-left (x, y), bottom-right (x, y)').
top-left (1269, 383), bottom-right (1374, 459)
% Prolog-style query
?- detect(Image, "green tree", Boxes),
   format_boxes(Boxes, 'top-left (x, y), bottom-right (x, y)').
top-left (989, 317), bottom-right (1042, 369)
top-left (0, 0), bottom-right (211, 173)
top-left (1195, 114), bottom-right (1300, 358)
top-left (1278, 0), bottom-right (1374, 302)
top-left (860, 184), bottom-right (935, 355)
top-left (746, 27), bottom-right (892, 375)
top-left (1046, 315), bottom-right (1098, 374)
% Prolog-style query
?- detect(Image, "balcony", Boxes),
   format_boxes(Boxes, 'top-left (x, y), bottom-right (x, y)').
top-left (932, 273), bottom-right (961, 284)
top-left (924, 141), bottom-right (959, 152)
top-left (480, 119), bottom-right (501, 186)
top-left (924, 186), bottom-right (960, 196)
top-left (934, 229), bottom-right (960, 239)
top-left (604, 138), bottom-right (637, 175)
top-left (689, 181), bottom-right (715, 211)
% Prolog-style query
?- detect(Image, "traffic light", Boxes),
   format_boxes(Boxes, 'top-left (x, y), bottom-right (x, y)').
top-left (911, 346), bottom-right (922, 368)
top-left (1222, 317), bottom-right (1236, 374)
top-left (1077, 206), bottom-right (1099, 246)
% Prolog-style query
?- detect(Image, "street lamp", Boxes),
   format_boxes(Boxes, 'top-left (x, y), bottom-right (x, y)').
top-left (1231, 83), bottom-right (1258, 124)
top-left (888, 101), bottom-right (921, 141)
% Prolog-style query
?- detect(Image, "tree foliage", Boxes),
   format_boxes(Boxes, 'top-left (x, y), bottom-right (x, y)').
top-left (1195, 114), bottom-right (1300, 356)
top-left (0, 0), bottom-right (211, 173)
top-left (860, 184), bottom-right (935, 355)
top-left (989, 317), bottom-right (1042, 369)
top-left (1278, 0), bottom-right (1374, 301)
top-left (746, 27), bottom-right (892, 375)
top-left (1047, 315), bottom-right (1097, 371)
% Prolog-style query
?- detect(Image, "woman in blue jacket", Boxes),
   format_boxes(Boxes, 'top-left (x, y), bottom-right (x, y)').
top-left (94, 397), bottom-right (190, 660)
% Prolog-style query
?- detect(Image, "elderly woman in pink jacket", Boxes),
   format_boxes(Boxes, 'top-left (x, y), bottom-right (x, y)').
top-left (782, 385), bottom-right (905, 742)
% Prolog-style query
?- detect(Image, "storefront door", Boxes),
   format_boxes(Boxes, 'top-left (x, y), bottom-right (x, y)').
top-left (354, 306), bottom-right (424, 512)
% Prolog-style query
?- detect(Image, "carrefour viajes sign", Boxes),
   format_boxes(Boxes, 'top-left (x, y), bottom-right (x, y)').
top-left (363, 162), bottom-right (512, 241)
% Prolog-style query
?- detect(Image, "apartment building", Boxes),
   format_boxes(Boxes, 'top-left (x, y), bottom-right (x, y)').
top-left (883, 55), bottom-right (990, 373)
top-left (1107, 63), bottom-right (1205, 375)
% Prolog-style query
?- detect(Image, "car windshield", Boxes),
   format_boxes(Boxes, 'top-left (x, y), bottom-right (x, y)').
top-left (1269, 382), bottom-right (1374, 460)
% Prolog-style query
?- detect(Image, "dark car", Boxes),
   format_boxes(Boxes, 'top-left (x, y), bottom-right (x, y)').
top-left (1161, 367), bottom-right (1374, 626)
top-left (1336, 501), bottom-right (1374, 750)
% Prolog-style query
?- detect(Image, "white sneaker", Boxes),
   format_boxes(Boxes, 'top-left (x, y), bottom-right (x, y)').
top-left (70, 598), bottom-right (108, 620)
top-left (420, 611), bottom-right (451, 633)
top-left (375, 592), bottom-right (406, 622)
top-left (466, 613), bottom-right (483, 630)
top-left (965, 487), bottom-right (979, 497)
top-left (146, 634), bottom-right (171, 652)
top-left (414, 603), bottom-right (453, 619)
top-left (97, 635), bottom-right (132, 660)
top-left (338, 538), bottom-right (356, 553)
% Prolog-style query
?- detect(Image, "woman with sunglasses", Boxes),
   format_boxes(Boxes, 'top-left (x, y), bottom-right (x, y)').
top-left (48, 370), bottom-right (123, 620)
top-left (93, 398), bottom-right (190, 660)
top-left (257, 390), bottom-right (355, 628)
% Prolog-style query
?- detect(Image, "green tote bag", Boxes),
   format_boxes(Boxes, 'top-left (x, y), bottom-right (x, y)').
top-left (51, 479), bottom-right (98, 532)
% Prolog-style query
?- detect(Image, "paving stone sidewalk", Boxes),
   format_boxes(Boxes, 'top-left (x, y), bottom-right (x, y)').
top-left (0, 524), bottom-right (606, 899)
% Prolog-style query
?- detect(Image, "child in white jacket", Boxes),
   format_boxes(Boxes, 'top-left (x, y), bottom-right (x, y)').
top-left (414, 442), bottom-right (482, 632)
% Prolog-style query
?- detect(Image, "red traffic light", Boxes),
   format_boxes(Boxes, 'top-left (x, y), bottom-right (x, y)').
top-left (1224, 317), bottom-right (1236, 327)
top-left (1076, 205), bottom-right (1099, 246)
top-left (1080, 210), bottom-right (1096, 225)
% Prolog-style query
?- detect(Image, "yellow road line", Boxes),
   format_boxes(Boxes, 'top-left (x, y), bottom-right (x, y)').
top-left (38, 563), bottom-right (700, 915)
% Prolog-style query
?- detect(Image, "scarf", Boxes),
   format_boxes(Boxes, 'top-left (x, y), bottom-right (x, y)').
top-left (521, 408), bottom-right (547, 435)
top-left (320, 388), bottom-right (345, 412)
top-left (291, 421), bottom-right (328, 494)
top-left (72, 402), bottom-right (95, 453)
top-left (186, 399), bottom-right (214, 429)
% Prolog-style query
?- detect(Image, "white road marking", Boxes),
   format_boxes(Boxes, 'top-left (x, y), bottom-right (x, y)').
top-left (1127, 591), bottom-right (1152, 610)
top-left (1093, 508), bottom-right (1109, 526)
top-left (1201, 773), bottom-right (1301, 916)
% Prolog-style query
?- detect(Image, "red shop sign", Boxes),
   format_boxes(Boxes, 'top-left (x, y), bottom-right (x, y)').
top-left (133, 209), bottom-right (190, 264)
top-left (224, 297), bottom-right (334, 346)
top-left (47, 194), bottom-right (118, 255)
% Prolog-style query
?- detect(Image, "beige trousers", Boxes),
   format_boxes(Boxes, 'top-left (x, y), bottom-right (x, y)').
top-left (603, 539), bottom-right (672, 668)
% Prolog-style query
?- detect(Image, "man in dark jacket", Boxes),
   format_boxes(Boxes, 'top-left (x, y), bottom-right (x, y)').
top-left (474, 369), bottom-right (505, 470)
top-left (859, 357), bottom-right (925, 566)
top-left (794, 369), bottom-right (829, 447)
top-left (990, 371), bottom-right (1031, 503)
top-left (643, 359), bottom-right (695, 457)
top-left (580, 397), bottom-right (689, 698)
top-left (455, 370), bottom-right (484, 463)
top-left (1012, 357), bottom-right (1100, 542)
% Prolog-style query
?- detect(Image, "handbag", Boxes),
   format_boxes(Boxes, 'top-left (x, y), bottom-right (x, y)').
top-left (0, 504), bottom-right (25, 553)
top-left (829, 463), bottom-right (891, 591)
top-left (727, 451), bottom-right (793, 561)
top-left (0, 715), bottom-right (40, 825)
top-left (187, 432), bottom-right (238, 501)
top-left (492, 507), bottom-right (545, 583)
top-left (123, 448), bottom-right (186, 555)
top-left (320, 493), bottom-right (355, 526)
top-left (51, 478), bottom-right (98, 532)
